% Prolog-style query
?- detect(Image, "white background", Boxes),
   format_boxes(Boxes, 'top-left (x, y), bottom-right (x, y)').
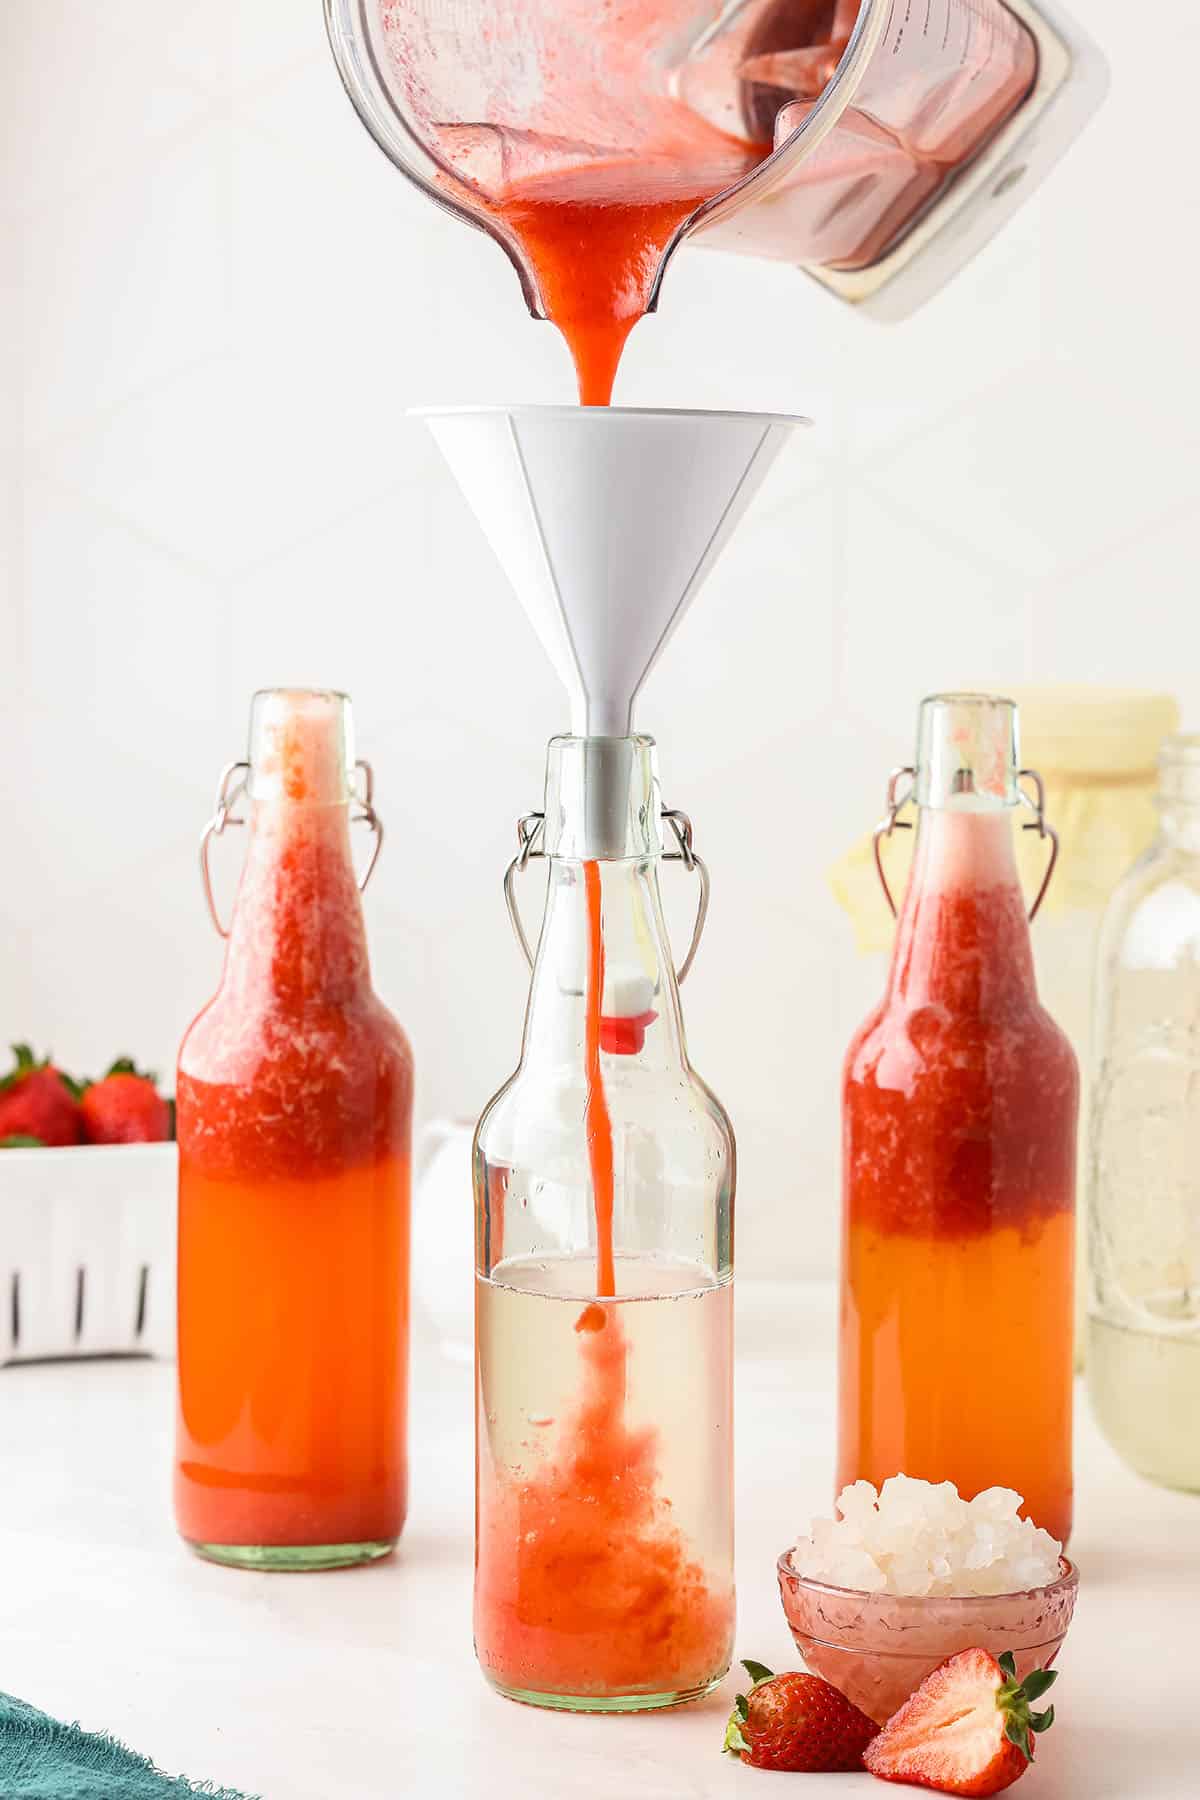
top-left (4, 0), bottom-right (1199, 1277)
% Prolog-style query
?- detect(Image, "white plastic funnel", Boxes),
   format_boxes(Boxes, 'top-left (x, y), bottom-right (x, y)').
top-left (419, 406), bottom-right (806, 736)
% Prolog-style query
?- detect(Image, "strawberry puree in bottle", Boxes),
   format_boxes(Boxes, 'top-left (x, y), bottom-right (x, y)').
top-left (474, 735), bottom-right (734, 1709)
top-left (175, 689), bottom-right (413, 1570)
top-left (839, 695), bottom-right (1077, 1545)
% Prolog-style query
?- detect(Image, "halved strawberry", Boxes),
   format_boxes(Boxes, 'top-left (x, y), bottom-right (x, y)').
top-left (864, 1648), bottom-right (1057, 1796)
top-left (0, 1046), bottom-right (84, 1148)
top-left (723, 1659), bottom-right (879, 1772)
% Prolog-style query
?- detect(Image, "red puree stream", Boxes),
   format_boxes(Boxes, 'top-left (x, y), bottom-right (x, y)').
top-left (475, 70), bottom-right (759, 1704)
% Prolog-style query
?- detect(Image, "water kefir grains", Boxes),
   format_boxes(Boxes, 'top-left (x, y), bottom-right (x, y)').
top-left (791, 1477), bottom-right (1063, 1598)
top-left (474, 865), bottom-right (733, 1702)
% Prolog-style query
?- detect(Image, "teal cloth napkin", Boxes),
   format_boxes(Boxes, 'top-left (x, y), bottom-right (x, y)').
top-left (0, 1694), bottom-right (258, 1799)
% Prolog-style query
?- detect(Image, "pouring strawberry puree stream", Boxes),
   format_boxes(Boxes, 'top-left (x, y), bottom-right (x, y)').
top-left (490, 152), bottom-right (760, 404)
top-left (474, 143), bottom-right (752, 1683)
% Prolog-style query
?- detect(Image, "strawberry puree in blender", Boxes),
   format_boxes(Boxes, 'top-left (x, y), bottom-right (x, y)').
top-left (839, 811), bottom-right (1077, 1544)
top-left (489, 153), bottom-right (759, 404)
top-left (175, 696), bottom-right (413, 1561)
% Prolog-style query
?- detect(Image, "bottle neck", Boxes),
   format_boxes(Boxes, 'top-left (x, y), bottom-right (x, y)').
top-left (1156, 742), bottom-right (1200, 851)
top-left (222, 797), bottom-right (371, 1011)
top-left (522, 854), bottom-right (686, 1072)
top-left (1159, 804), bottom-right (1200, 853)
top-left (887, 808), bottom-right (1038, 1012)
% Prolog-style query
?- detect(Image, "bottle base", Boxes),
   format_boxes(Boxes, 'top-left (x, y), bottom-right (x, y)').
top-left (482, 1672), bottom-right (726, 1713)
top-left (185, 1538), bottom-right (396, 1572)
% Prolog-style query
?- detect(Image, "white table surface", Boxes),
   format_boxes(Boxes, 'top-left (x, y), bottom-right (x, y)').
top-left (1, 1282), bottom-right (1196, 1800)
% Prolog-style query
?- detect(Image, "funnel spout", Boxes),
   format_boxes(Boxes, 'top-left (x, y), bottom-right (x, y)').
top-left (419, 406), bottom-right (808, 737)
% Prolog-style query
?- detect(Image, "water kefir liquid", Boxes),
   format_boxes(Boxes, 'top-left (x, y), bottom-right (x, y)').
top-left (476, 1255), bottom-right (734, 1703)
top-left (840, 812), bottom-right (1078, 1545)
top-left (474, 862), bottom-right (734, 1704)
top-left (1090, 1319), bottom-right (1200, 1492)
top-left (176, 704), bottom-right (412, 1563)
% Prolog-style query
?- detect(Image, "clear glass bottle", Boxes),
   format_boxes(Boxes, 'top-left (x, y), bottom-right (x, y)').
top-left (474, 735), bottom-right (735, 1712)
top-left (839, 695), bottom-right (1078, 1545)
top-left (1088, 736), bottom-right (1200, 1492)
top-left (175, 689), bottom-right (414, 1570)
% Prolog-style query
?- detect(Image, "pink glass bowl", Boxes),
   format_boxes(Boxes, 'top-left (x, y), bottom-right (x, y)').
top-left (777, 1552), bottom-right (1078, 1725)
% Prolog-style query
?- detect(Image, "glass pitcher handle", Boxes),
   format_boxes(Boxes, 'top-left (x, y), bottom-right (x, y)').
top-left (872, 765), bottom-right (1059, 924)
top-left (502, 807), bottom-right (710, 983)
top-left (199, 757), bottom-right (384, 939)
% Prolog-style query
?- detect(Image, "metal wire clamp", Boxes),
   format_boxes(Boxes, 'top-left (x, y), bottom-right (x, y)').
top-left (871, 764), bottom-right (1059, 923)
top-left (502, 806), bottom-right (711, 984)
top-left (200, 758), bottom-right (384, 939)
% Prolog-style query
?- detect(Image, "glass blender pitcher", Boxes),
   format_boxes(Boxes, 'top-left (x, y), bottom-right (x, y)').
top-left (326, 0), bottom-right (1107, 321)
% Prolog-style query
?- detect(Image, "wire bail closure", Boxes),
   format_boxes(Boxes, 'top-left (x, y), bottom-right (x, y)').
top-left (502, 805), bottom-right (710, 984)
top-left (199, 758), bottom-right (384, 939)
top-left (872, 765), bottom-right (1060, 923)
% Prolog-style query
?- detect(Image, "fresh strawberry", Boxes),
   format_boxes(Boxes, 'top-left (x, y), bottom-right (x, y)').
top-left (81, 1059), bottom-right (171, 1146)
top-left (723, 1659), bottom-right (879, 1772)
top-left (864, 1648), bottom-right (1057, 1796)
top-left (0, 1046), bottom-right (83, 1148)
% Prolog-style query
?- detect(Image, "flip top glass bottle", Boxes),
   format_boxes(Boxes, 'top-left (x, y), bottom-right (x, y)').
top-left (840, 694), bottom-right (1078, 1544)
top-left (175, 689), bottom-right (414, 1571)
top-left (474, 734), bottom-right (735, 1712)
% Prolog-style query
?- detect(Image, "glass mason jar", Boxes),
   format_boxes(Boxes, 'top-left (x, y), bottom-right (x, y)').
top-left (1088, 735), bottom-right (1200, 1492)
top-left (1007, 688), bottom-right (1179, 1364)
top-left (474, 735), bottom-right (735, 1712)
top-left (175, 689), bottom-right (414, 1570)
top-left (839, 695), bottom-right (1078, 1545)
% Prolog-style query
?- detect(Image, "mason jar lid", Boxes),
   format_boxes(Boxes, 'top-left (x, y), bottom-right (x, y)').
top-left (997, 687), bottom-right (1178, 778)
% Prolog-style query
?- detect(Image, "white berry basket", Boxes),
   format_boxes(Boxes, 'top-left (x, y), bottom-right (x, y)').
top-left (0, 1144), bottom-right (177, 1365)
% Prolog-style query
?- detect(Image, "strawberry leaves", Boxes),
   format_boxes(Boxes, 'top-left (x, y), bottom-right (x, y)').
top-left (0, 1045), bottom-right (42, 1094)
top-left (996, 1656), bottom-right (1058, 1762)
top-left (723, 1682), bottom-right (755, 1756)
top-left (2, 1046), bottom-right (83, 1100)
top-left (723, 1667), bottom-right (772, 1758)
top-left (723, 1702), bottom-right (751, 1758)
